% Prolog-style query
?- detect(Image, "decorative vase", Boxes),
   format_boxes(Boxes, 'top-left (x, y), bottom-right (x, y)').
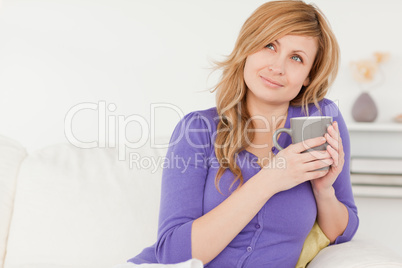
top-left (351, 92), bottom-right (378, 122)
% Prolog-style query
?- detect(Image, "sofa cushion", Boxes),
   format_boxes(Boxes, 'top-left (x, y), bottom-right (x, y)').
top-left (308, 233), bottom-right (402, 267)
top-left (0, 135), bottom-right (27, 268)
top-left (4, 141), bottom-right (168, 268)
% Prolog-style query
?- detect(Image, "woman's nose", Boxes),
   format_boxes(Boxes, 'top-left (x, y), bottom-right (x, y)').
top-left (268, 58), bottom-right (285, 75)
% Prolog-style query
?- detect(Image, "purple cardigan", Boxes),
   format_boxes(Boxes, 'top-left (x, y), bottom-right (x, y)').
top-left (128, 99), bottom-right (359, 267)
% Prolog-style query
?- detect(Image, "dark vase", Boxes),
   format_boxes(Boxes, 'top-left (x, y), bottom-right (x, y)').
top-left (351, 92), bottom-right (378, 122)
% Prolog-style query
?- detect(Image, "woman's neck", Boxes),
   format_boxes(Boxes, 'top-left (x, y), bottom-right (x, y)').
top-left (245, 98), bottom-right (289, 131)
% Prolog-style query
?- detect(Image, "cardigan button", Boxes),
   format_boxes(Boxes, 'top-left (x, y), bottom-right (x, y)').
top-left (247, 246), bottom-right (252, 252)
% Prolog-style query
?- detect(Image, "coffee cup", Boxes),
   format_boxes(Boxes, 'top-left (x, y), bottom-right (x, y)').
top-left (273, 116), bottom-right (333, 169)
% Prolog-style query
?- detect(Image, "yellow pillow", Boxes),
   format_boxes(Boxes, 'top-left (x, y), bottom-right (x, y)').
top-left (296, 221), bottom-right (330, 268)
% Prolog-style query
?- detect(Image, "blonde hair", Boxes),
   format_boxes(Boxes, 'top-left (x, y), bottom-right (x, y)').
top-left (211, 0), bottom-right (340, 193)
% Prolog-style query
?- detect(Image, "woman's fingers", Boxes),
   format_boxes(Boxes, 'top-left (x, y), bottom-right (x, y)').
top-left (333, 121), bottom-right (343, 151)
top-left (304, 157), bottom-right (333, 171)
top-left (301, 149), bottom-right (330, 162)
top-left (325, 121), bottom-right (344, 167)
top-left (290, 136), bottom-right (326, 153)
top-left (283, 122), bottom-right (345, 176)
top-left (326, 123), bottom-right (339, 150)
top-left (325, 132), bottom-right (338, 150)
top-left (307, 168), bottom-right (331, 180)
top-left (327, 145), bottom-right (339, 166)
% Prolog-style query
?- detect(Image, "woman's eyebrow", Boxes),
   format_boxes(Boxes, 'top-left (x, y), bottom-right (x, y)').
top-left (294, 50), bottom-right (308, 59)
top-left (274, 39), bottom-right (309, 59)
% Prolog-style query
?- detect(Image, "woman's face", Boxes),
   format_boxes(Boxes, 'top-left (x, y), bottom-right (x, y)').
top-left (244, 35), bottom-right (318, 108)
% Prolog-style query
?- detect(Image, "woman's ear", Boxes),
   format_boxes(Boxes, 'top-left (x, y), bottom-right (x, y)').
top-left (303, 77), bottom-right (310, 87)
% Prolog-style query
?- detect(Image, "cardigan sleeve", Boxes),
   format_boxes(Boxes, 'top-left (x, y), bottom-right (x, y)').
top-left (155, 111), bottom-right (213, 263)
top-left (320, 99), bottom-right (360, 244)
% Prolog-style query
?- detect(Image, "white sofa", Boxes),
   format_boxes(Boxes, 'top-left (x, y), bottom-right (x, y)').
top-left (1, 134), bottom-right (402, 268)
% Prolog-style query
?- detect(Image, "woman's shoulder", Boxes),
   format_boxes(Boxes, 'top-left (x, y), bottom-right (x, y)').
top-left (318, 98), bottom-right (342, 118)
top-left (179, 106), bottom-right (219, 129)
top-left (169, 107), bottom-right (218, 156)
top-left (186, 106), bottom-right (218, 119)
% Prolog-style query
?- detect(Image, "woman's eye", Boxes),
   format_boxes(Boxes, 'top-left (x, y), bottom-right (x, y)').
top-left (266, 43), bottom-right (275, 50)
top-left (291, 55), bottom-right (302, 62)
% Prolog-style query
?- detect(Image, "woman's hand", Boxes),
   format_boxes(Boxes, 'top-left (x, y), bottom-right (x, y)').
top-left (310, 121), bottom-right (345, 196)
top-left (261, 136), bottom-right (333, 195)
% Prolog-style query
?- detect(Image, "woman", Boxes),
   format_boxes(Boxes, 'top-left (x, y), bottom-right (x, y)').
top-left (129, 1), bottom-right (359, 267)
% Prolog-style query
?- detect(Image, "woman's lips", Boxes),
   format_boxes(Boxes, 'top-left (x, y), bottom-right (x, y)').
top-left (260, 76), bottom-right (284, 88)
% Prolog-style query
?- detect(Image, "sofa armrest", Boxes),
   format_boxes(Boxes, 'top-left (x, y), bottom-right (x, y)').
top-left (308, 234), bottom-right (402, 268)
top-left (0, 135), bottom-right (27, 268)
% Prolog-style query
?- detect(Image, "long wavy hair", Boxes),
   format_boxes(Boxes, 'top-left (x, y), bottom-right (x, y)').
top-left (211, 0), bottom-right (340, 193)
